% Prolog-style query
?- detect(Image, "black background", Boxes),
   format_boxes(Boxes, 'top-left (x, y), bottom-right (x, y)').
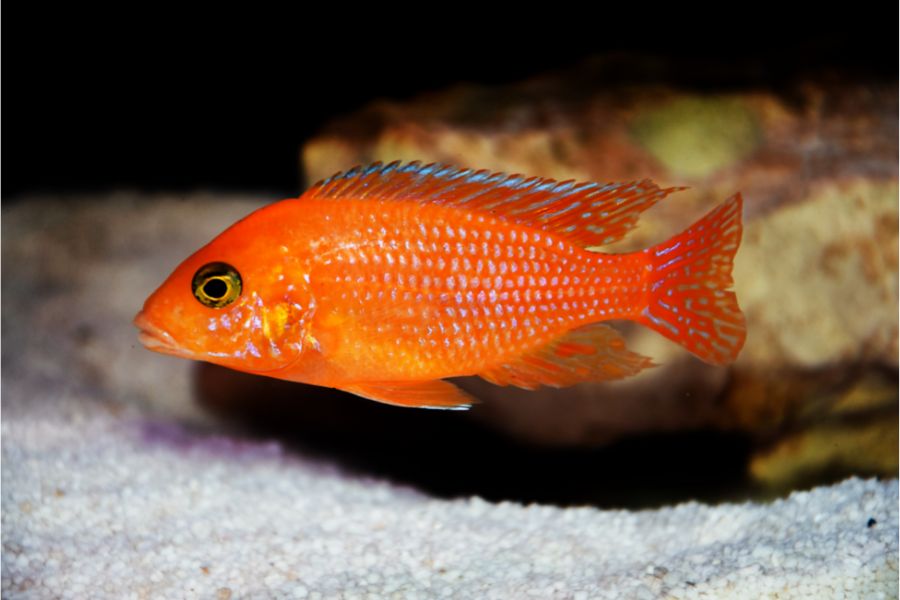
top-left (5, 8), bottom-right (896, 199)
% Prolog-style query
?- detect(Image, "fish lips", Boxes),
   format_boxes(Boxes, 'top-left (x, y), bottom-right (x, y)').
top-left (133, 311), bottom-right (195, 359)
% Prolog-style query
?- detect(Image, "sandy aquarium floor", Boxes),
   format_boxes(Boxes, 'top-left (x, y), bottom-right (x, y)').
top-left (2, 195), bottom-right (898, 599)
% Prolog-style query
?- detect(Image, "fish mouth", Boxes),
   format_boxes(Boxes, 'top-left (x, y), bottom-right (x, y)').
top-left (134, 311), bottom-right (194, 359)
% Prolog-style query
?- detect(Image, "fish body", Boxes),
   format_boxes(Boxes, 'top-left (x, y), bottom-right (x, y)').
top-left (135, 162), bottom-right (746, 409)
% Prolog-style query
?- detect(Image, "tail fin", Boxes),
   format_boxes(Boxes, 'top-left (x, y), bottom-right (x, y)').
top-left (638, 193), bottom-right (746, 365)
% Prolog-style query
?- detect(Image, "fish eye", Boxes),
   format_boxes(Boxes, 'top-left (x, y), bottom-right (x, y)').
top-left (192, 262), bottom-right (242, 308)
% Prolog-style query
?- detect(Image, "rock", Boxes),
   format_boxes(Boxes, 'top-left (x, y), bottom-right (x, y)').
top-left (301, 57), bottom-right (898, 485)
top-left (303, 61), bottom-right (898, 373)
top-left (746, 370), bottom-right (899, 492)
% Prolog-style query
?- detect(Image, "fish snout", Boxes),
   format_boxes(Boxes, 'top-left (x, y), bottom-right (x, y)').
top-left (133, 310), bottom-right (185, 356)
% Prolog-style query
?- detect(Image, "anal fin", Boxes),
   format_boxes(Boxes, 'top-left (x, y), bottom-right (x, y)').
top-left (338, 379), bottom-right (476, 410)
top-left (479, 323), bottom-right (654, 389)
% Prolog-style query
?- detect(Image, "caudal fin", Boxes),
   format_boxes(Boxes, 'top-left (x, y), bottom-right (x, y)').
top-left (638, 193), bottom-right (746, 365)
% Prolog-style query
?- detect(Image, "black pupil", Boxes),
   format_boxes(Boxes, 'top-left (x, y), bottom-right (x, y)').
top-left (203, 278), bottom-right (228, 299)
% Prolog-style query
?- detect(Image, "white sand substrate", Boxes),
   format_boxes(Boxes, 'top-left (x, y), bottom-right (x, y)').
top-left (2, 399), bottom-right (897, 599)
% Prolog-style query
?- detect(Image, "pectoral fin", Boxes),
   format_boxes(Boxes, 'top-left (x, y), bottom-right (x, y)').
top-left (479, 323), bottom-right (654, 389)
top-left (338, 379), bottom-right (477, 410)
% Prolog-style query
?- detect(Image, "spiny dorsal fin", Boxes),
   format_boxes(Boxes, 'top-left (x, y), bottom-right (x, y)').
top-left (305, 161), bottom-right (682, 247)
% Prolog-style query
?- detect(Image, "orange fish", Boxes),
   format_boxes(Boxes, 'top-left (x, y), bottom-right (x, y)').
top-left (135, 161), bottom-right (746, 409)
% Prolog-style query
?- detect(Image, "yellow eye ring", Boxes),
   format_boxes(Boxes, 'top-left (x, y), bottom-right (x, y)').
top-left (192, 262), bottom-right (242, 308)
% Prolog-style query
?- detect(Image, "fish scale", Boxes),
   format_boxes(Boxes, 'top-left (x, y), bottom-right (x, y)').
top-left (135, 161), bottom-right (745, 409)
top-left (309, 200), bottom-right (648, 380)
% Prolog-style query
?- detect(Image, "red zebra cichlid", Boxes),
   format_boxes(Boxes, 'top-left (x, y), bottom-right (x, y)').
top-left (135, 161), bottom-right (746, 409)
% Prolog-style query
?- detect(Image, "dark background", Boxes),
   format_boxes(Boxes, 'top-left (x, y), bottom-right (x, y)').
top-left (5, 9), bottom-right (896, 199)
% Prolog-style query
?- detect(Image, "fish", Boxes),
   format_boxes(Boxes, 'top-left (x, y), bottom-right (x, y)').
top-left (135, 161), bottom-right (746, 410)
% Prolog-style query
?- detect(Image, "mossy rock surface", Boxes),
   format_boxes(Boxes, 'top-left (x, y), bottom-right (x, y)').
top-left (630, 96), bottom-right (761, 179)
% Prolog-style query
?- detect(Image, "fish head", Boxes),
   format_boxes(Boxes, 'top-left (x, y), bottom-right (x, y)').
top-left (135, 216), bottom-right (314, 375)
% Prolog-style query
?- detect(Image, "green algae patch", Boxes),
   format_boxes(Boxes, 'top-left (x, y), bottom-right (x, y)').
top-left (631, 96), bottom-right (761, 179)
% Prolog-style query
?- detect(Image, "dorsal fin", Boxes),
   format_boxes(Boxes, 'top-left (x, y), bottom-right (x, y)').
top-left (305, 161), bottom-right (682, 247)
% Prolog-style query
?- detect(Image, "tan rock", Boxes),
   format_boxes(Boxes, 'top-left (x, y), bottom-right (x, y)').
top-left (748, 371), bottom-right (899, 491)
top-left (303, 69), bottom-right (897, 373)
top-left (301, 61), bottom-right (898, 485)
